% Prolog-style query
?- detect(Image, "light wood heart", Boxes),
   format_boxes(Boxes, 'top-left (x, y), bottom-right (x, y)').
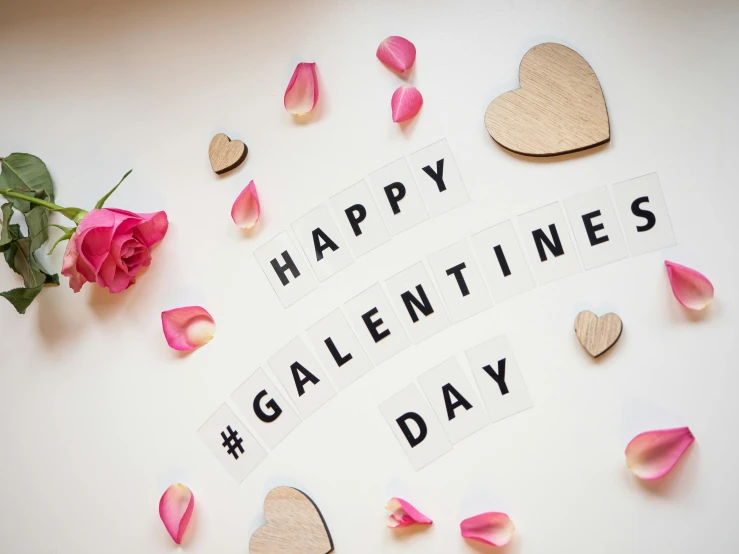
top-left (249, 487), bottom-right (334, 554)
top-left (208, 133), bottom-right (247, 174)
top-left (484, 43), bottom-right (610, 157)
top-left (574, 311), bottom-right (622, 358)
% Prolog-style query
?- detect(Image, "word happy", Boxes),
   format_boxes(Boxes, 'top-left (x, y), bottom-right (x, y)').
top-left (199, 138), bottom-right (676, 479)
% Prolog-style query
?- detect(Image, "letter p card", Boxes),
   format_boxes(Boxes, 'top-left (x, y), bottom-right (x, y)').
top-left (379, 384), bottom-right (452, 471)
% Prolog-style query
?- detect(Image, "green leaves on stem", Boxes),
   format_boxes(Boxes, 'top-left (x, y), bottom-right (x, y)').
top-left (0, 154), bottom-right (132, 313)
top-left (0, 153), bottom-right (54, 212)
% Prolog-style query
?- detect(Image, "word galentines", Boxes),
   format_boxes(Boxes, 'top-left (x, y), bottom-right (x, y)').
top-left (199, 171), bottom-right (675, 478)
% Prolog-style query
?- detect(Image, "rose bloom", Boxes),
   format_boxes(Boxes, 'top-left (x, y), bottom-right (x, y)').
top-left (62, 208), bottom-right (168, 293)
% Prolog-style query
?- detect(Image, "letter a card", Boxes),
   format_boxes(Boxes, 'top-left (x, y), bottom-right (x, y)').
top-left (418, 357), bottom-right (490, 443)
top-left (197, 403), bottom-right (267, 482)
top-left (379, 384), bottom-right (452, 470)
top-left (267, 337), bottom-right (336, 418)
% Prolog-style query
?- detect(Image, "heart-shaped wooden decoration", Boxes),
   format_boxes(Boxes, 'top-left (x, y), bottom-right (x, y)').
top-left (485, 43), bottom-right (610, 157)
top-left (574, 310), bottom-right (623, 358)
top-left (250, 487), bottom-right (334, 554)
top-left (208, 133), bottom-right (247, 174)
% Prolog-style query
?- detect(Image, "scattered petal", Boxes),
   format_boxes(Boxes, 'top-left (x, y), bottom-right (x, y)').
top-left (376, 36), bottom-right (416, 73)
top-left (161, 306), bottom-right (216, 351)
top-left (626, 427), bottom-right (695, 480)
top-left (284, 62), bottom-right (319, 116)
top-left (385, 498), bottom-right (433, 528)
top-left (391, 85), bottom-right (423, 123)
top-left (665, 261), bottom-right (714, 311)
top-left (159, 483), bottom-right (194, 544)
top-left (231, 180), bottom-right (260, 229)
top-left (460, 512), bottom-right (515, 547)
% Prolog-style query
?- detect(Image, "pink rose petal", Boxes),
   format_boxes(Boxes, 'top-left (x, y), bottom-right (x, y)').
top-left (391, 85), bottom-right (422, 123)
top-left (159, 483), bottom-right (194, 544)
top-left (665, 261), bottom-right (714, 311)
top-left (284, 62), bottom-right (319, 116)
top-left (625, 426), bottom-right (695, 480)
top-left (385, 498), bottom-right (433, 528)
top-left (376, 36), bottom-right (416, 73)
top-left (460, 512), bottom-right (515, 547)
top-left (231, 180), bottom-right (260, 229)
top-left (161, 306), bottom-right (216, 351)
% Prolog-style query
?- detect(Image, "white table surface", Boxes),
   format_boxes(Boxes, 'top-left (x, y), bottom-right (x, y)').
top-left (1, 0), bottom-right (738, 552)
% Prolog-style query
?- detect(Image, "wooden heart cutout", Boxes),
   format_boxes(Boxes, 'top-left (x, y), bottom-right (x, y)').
top-left (250, 487), bottom-right (334, 554)
top-left (485, 43), bottom-right (610, 157)
top-left (574, 311), bottom-right (622, 358)
top-left (208, 133), bottom-right (247, 174)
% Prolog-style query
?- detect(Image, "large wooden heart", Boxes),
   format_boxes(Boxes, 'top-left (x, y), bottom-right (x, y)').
top-left (574, 310), bottom-right (623, 358)
top-left (484, 43), bottom-right (610, 157)
top-left (208, 133), bottom-right (247, 174)
top-left (250, 487), bottom-right (334, 554)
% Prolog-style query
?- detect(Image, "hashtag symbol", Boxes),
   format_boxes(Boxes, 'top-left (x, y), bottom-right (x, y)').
top-left (220, 425), bottom-right (245, 460)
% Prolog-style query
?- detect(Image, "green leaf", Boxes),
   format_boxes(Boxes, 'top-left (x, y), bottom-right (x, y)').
top-left (5, 237), bottom-right (46, 288)
top-left (0, 203), bottom-right (15, 250)
top-left (0, 154), bottom-right (54, 213)
top-left (0, 285), bottom-right (43, 314)
top-left (25, 205), bottom-right (49, 253)
top-left (95, 169), bottom-right (132, 209)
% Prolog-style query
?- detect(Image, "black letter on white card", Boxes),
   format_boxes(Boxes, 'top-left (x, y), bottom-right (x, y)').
top-left (494, 245), bottom-right (512, 276)
top-left (362, 307), bottom-right (391, 343)
top-left (442, 383), bottom-right (473, 421)
top-left (482, 359), bottom-right (509, 395)
top-left (446, 263), bottom-right (470, 296)
top-left (345, 204), bottom-right (367, 236)
top-left (290, 362), bottom-right (320, 396)
top-left (324, 337), bottom-right (353, 367)
top-left (253, 389), bottom-right (283, 423)
top-left (270, 250), bottom-right (301, 285)
top-left (384, 182), bottom-right (406, 214)
top-left (312, 228), bottom-right (339, 261)
top-left (422, 159), bottom-right (446, 192)
top-left (532, 224), bottom-right (564, 262)
top-left (400, 285), bottom-right (435, 323)
top-left (396, 412), bottom-right (428, 448)
top-left (582, 210), bottom-right (609, 246)
top-left (631, 196), bottom-right (656, 232)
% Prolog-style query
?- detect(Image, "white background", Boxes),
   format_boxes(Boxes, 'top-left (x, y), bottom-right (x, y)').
top-left (1, 0), bottom-right (738, 552)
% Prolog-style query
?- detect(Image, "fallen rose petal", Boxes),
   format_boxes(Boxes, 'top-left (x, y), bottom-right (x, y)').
top-left (665, 261), bottom-right (714, 311)
top-left (376, 36), bottom-right (416, 73)
top-left (391, 85), bottom-right (423, 123)
top-left (385, 497), bottom-right (433, 528)
top-left (460, 512), bottom-right (515, 547)
top-left (626, 426), bottom-right (695, 480)
top-left (231, 180), bottom-right (260, 229)
top-left (161, 306), bottom-right (216, 351)
top-left (159, 483), bottom-right (194, 544)
top-left (284, 62), bottom-right (319, 115)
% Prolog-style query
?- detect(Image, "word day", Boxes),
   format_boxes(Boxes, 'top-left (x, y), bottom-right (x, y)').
top-left (198, 167), bottom-right (676, 478)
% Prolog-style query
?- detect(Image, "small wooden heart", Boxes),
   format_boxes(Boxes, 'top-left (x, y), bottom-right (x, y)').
top-left (485, 42), bottom-right (610, 157)
top-left (574, 311), bottom-right (622, 358)
top-left (208, 133), bottom-right (247, 174)
top-left (250, 487), bottom-right (334, 554)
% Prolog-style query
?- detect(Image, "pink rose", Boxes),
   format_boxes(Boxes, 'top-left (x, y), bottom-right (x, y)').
top-left (62, 208), bottom-right (168, 293)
